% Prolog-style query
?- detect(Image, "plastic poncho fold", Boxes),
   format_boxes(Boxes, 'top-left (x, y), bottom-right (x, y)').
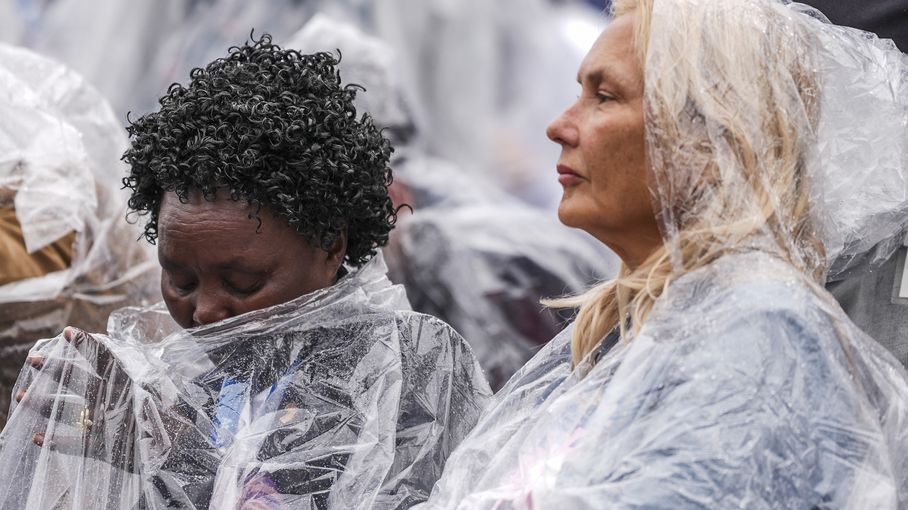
top-left (418, 1), bottom-right (908, 508)
top-left (0, 255), bottom-right (491, 509)
top-left (420, 253), bottom-right (908, 509)
top-left (0, 43), bottom-right (159, 427)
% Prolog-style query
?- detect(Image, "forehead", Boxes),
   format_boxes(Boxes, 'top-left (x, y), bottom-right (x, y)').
top-left (159, 190), bottom-right (253, 228)
top-left (157, 190), bottom-right (295, 248)
top-left (578, 13), bottom-right (642, 90)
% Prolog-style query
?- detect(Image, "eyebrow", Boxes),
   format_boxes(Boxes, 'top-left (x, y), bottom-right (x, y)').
top-left (213, 257), bottom-right (271, 275)
top-left (158, 255), bottom-right (269, 275)
top-left (158, 255), bottom-right (188, 271)
top-left (577, 64), bottom-right (630, 91)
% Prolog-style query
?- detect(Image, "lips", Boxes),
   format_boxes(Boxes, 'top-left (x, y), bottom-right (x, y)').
top-left (557, 164), bottom-right (584, 186)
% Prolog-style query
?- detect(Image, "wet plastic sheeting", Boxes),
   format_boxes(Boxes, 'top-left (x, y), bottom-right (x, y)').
top-left (417, 0), bottom-right (908, 507)
top-left (420, 254), bottom-right (908, 508)
top-left (0, 44), bottom-right (159, 426)
top-left (0, 256), bottom-right (491, 509)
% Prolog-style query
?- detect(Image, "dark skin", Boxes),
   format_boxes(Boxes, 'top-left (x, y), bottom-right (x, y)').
top-left (157, 189), bottom-right (346, 328)
top-left (17, 188), bottom-right (347, 455)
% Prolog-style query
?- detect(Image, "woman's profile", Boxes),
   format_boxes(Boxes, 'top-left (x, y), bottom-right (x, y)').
top-left (420, 0), bottom-right (908, 507)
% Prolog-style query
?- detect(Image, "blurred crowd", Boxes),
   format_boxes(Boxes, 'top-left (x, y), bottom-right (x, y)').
top-left (0, 0), bottom-right (906, 508)
top-left (0, 0), bottom-right (619, 412)
top-left (0, 0), bottom-right (611, 207)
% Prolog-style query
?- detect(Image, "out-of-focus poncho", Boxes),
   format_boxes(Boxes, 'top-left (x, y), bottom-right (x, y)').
top-left (418, 0), bottom-right (908, 508)
top-left (0, 44), bottom-right (159, 426)
top-left (0, 255), bottom-right (491, 509)
top-left (385, 157), bottom-right (617, 391)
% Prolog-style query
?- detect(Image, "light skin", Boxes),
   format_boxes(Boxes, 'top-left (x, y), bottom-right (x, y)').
top-left (157, 188), bottom-right (347, 328)
top-left (546, 12), bottom-right (662, 269)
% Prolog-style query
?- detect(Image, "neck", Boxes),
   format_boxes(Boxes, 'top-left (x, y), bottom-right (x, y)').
top-left (602, 231), bottom-right (663, 271)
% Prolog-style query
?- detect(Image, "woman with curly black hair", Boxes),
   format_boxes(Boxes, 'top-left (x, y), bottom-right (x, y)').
top-left (124, 33), bottom-right (396, 270)
top-left (122, 34), bottom-right (399, 328)
top-left (2, 35), bottom-right (490, 509)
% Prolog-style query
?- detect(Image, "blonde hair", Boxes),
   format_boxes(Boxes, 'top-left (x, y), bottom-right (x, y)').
top-left (550, 0), bottom-right (823, 366)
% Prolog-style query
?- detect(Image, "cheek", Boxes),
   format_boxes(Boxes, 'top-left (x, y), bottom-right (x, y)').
top-left (275, 244), bottom-right (337, 294)
top-left (587, 120), bottom-right (645, 185)
top-left (587, 118), bottom-right (648, 199)
top-left (230, 271), bottom-right (327, 315)
top-left (275, 268), bottom-right (329, 301)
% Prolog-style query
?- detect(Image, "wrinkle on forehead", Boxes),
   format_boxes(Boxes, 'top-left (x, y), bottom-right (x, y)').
top-left (159, 193), bottom-right (256, 233)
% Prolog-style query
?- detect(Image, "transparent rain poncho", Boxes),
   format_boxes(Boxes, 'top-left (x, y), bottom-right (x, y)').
top-left (0, 44), bottom-right (159, 425)
top-left (287, 16), bottom-right (619, 391)
top-left (0, 255), bottom-right (491, 509)
top-left (419, 0), bottom-right (908, 508)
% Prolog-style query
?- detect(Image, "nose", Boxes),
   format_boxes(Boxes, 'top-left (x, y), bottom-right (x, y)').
top-left (191, 291), bottom-right (232, 327)
top-left (546, 104), bottom-right (579, 148)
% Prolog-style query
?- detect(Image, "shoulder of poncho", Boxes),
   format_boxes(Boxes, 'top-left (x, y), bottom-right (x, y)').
top-left (641, 253), bottom-right (839, 357)
top-left (656, 252), bottom-right (826, 318)
top-left (393, 310), bottom-right (464, 336)
top-left (393, 310), bottom-right (477, 350)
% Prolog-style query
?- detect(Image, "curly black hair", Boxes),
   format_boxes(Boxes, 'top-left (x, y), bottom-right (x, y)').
top-left (122, 33), bottom-right (396, 267)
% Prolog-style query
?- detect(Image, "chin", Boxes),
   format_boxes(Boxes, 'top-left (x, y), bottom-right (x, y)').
top-left (556, 199), bottom-right (585, 230)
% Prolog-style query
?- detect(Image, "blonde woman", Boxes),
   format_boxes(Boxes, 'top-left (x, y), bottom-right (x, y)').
top-left (418, 0), bottom-right (908, 507)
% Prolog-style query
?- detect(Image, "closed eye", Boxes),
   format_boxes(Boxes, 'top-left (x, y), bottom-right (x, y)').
top-left (173, 281), bottom-right (197, 295)
top-left (225, 279), bottom-right (263, 296)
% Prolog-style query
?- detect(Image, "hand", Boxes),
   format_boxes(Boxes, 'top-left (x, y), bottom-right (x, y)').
top-left (13, 326), bottom-right (138, 472)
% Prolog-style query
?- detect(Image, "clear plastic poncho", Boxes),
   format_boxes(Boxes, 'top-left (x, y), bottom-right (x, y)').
top-left (418, 0), bottom-right (908, 508)
top-left (0, 44), bottom-right (159, 425)
top-left (0, 255), bottom-right (491, 509)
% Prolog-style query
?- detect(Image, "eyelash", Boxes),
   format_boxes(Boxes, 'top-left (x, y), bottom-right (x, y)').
top-left (168, 277), bottom-right (261, 297)
top-left (225, 280), bottom-right (263, 296)
top-left (576, 91), bottom-right (614, 104)
top-left (173, 280), bottom-right (197, 295)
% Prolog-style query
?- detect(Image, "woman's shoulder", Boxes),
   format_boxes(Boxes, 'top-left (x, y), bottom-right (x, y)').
top-left (638, 251), bottom-right (908, 395)
top-left (658, 251), bottom-right (828, 320)
top-left (643, 252), bottom-right (848, 363)
top-left (391, 310), bottom-right (481, 357)
top-left (389, 310), bottom-right (494, 419)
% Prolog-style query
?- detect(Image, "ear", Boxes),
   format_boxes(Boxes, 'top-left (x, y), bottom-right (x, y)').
top-left (324, 231), bottom-right (347, 277)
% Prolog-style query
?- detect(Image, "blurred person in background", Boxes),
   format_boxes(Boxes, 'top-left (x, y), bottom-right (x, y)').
top-left (286, 14), bottom-right (620, 391)
top-left (1, 0), bottom-right (606, 209)
top-left (0, 44), bottom-right (159, 428)
top-left (0, 0), bottom-right (354, 119)
top-left (418, 0), bottom-right (908, 507)
top-left (799, 0), bottom-right (908, 368)
top-left (371, 0), bottom-right (606, 208)
top-left (0, 36), bottom-right (490, 509)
